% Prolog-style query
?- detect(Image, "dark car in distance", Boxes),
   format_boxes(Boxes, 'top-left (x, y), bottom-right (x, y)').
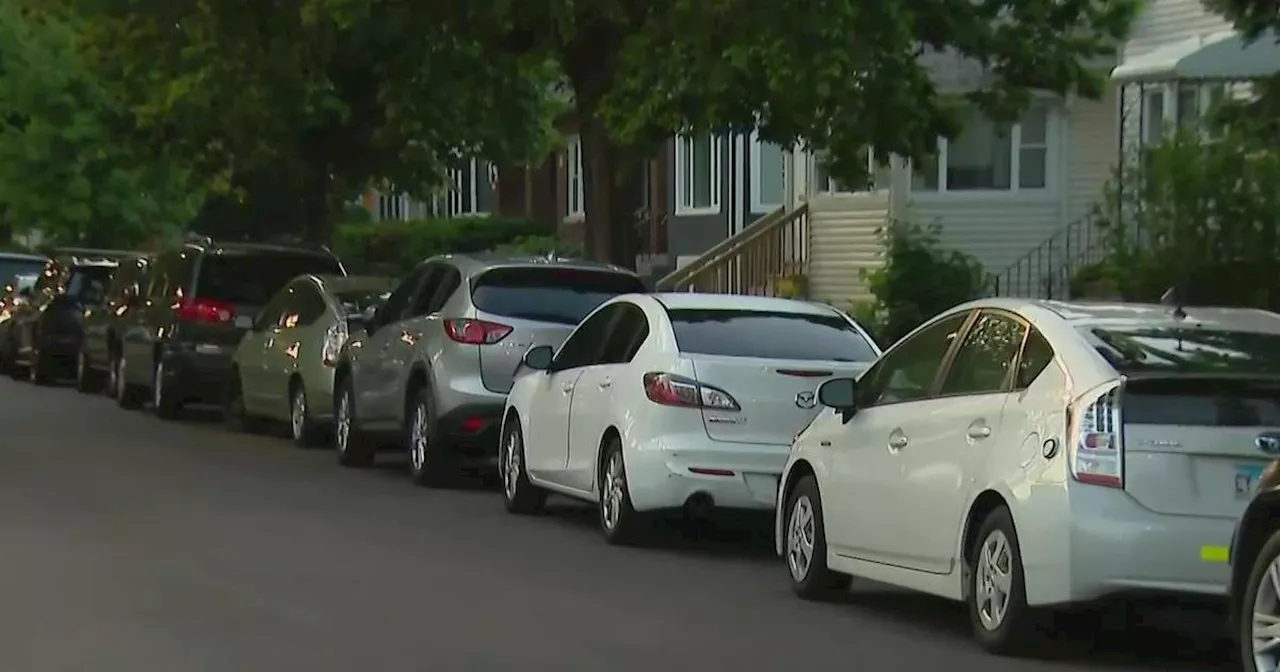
top-left (77, 253), bottom-right (150, 394)
top-left (113, 236), bottom-right (346, 419)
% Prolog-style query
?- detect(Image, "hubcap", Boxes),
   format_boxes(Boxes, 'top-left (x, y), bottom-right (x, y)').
top-left (1252, 555), bottom-right (1280, 671)
top-left (153, 361), bottom-right (164, 407)
top-left (291, 389), bottom-right (306, 439)
top-left (107, 358), bottom-right (117, 395)
top-left (77, 351), bottom-right (86, 382)
top-left (335, 392), bottom-right (350, 453)
top-left (601, 452), bottom-right (625, 530)
top-left (410, 401), bottom-right (428, 471)
top-left (786, 495), bottom-right (816, 582)
top-left (975, 530), bottom-right (1014, 631)
top-left (502, 431), bottom-right (521, 500)
top-left (116, 358), bottom-right (126, 400)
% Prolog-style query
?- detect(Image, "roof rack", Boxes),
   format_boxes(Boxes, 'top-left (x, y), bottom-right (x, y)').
top-left (54, 247), bottom-right (134, 259)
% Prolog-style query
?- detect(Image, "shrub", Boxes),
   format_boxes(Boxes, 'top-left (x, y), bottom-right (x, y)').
top-left (859, 221), bottom-right (985, 344)
top-left (487, 234), bottom-right (581, 257)
top-left (332, 217), bottom-right (555, 275)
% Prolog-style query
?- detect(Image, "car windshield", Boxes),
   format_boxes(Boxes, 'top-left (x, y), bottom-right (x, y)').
top-left (472, 267), bottom-right (645, 325)
top-left (0, 257), bottom-right (45, 286)
top-left (198, 253), bottom-right (344, 306)
top-left (333, 289), bottom-right (391, 317)
top-left (667, 308), bottom-right (879, 361)
top-left (1082, 326), bottom-right (1280, 375)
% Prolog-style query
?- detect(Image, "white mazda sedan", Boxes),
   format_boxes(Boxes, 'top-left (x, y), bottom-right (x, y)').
top-left (776, 298), bottom-right (1280, 654)
top-left (499, 293), bottom-right (880, 544)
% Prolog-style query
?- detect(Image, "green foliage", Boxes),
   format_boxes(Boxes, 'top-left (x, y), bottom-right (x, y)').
top-left (1090, 124), bottom-right (1280, 307)
top-left (859, 222), bottom-right (986, 344)
top-left (332, 217), bottom-right (556, 275)
top-left (487, 234), bottom-right (582, 257)
top-left (0, 3), bottom-right (198, 248)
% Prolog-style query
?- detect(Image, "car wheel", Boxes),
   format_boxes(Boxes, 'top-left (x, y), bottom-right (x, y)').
top-left (28, 345), bottom-right (51, 385)
top-left (784, 474), bottom-right (852, 600)
top-left (335, 379), bottom-right (375, 467)
top-left (500, 418), bottom-right (545, 514)
top-left (75, 347), bottom-right (100, 394)
top-left (407, 387), bottom-right (452, 488)
top-left (598, 437), bottom-right (646, 545)
top-left (152, 357), bottom-right (180, 420)
top-left (114, 355), bottom-right (142, 409)
top-left (1241, 527), bottom-right (1280, 672)
top-left (105, 351), bottom-right (119, 398)
top-left (289, 383), bottom-right (323, 447)
top-left (222, 372), bottom-right (261, 433)
top-left (967, 505), bottom-right (1037, 654)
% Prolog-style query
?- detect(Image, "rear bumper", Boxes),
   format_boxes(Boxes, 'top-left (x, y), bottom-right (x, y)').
top-left (435, 369), bottom-right (506, 462)
top-left (625, 433), bottom-right (789, 513)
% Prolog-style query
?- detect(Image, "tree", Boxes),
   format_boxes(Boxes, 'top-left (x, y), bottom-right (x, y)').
top-left (60, 0), bottom-right (559, 243)
top-left (0, 2), bottom-right (198, 248)
top-left (417, 0), bottom-right (1140, 265)
top-left (1205, 0), bottom-right (1280, 39)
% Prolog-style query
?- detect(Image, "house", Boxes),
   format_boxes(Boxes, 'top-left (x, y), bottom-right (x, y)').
top-left (656, 1), bottom-right (1280, 305)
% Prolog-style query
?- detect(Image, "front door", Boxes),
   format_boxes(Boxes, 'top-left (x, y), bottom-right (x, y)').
top-left (357, 266), bottom-right (427, 426)
top-left (240, 289), bottom-right (291, 413)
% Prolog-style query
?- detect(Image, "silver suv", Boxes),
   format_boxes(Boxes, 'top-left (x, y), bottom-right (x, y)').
top-left (332, 254), bottom-right (645, 485)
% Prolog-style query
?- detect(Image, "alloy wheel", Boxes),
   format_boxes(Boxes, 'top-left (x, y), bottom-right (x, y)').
top-left (410, 401), bottom-right (429, 472)
top-left (601, 451), bottom-right (626, 530)
top-left (290, 389), bottom-right (307, 440)
top-left (76, 350), bottom-right (86, 384)
top-left (975, 530), bottom-right (1014, 631)
top-left (106, 357), bottom-right (118, 396)
top-left (1252, 555), bottom-right (1280, 672)
top-left (786, 495), bottom-right (816, 582)
top-left (335, 391), bottom-right (351, 454)
top-left (153, 360), bottom-right (165, 408)
top-left (502, 430), bottom-right (521, 501)
top-left (115, 358), bottom-right (126, 401)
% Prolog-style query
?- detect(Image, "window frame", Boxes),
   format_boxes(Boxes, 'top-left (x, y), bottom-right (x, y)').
top-left (566, 135), bottom-right (585, 220)
top-left (909, 102), bottom-right (1058, 198)
top-left (674, 132), bottom-right (722, 216)
top-left (856, 309), bottom-right (977, 409)
top-left (749, 131), bottom-right (786, 212)
top-left (449, 159), bottom-right (495, 218)
top-left (1140, 82), bottom-right (1228, 144)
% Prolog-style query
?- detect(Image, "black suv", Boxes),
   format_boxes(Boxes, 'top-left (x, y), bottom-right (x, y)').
top-left (6, 249), bottom-right (123, 384)
top-left (77, 253), bottom-right (150, 394)
top-left (113, 236), bottom-right (346, 419)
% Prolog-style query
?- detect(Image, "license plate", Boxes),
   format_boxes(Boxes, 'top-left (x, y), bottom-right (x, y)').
top-left (1236, 464), bottom-right (1265, 498)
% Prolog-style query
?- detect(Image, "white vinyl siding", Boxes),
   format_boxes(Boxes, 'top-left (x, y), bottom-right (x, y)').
top-left (675, 133), bottom-right (722, 215)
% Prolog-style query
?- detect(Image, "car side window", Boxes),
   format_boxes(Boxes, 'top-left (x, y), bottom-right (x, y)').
top-left (376, 266), bottom-right (427, 327)
top-left (147, 254), bottom-right (175, 302)
top-left (1014, 329), bottom-right (1055, 388)
top-left (414, 264), bottom-right (460, 316)
top-left (407, 264), bottom-right (446, 317)
top-left (293, 282), bottom-right (329, 327)
top-left (599, 303), bottom-right (649, 365)
top-left (254, 288), bottom-right (293, 331)
top-left (939, 311), bottom-right (1028, 396)
top-left (553, 305), bottom-right (623, 371)
top-left (857, 311), bottom-right (970, 407)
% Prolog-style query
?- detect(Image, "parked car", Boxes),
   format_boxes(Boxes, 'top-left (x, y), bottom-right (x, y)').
top-left (332, 255), bottom-right (645, 486)
top-left (0, 272), bottom-right (40, 373)
top-left (777, 299), bottom-right (1280, 654)
top-left (5, 251), bottom-right (119, 383)
top-left (77, 253), bottom-right (150, 394)
top-left (113, 236), bottom-right (346, 419)
top-left (500, 293), bottom-right (881, 544)
top-left (0, 251), bottom-right (47, 287)
top-left (224, 274), bottom-right (394, 446)
top-left (1230, 459), bottom-right (1280, 672)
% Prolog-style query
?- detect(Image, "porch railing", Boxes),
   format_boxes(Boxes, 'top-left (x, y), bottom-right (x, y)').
top-left (655, 205), bottom-right (809, 294)
top-left (987, 214), bottom-right (1109, 299)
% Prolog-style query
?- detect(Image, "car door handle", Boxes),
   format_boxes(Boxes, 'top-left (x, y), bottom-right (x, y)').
top-left (967, 422), bottom-right (992, 440)
top-left (561, 383), bottom-right (574, 394)
top-left (888, 433), bottom-right (908, 450)
top-left (598, 378), bottom-right (612, 390)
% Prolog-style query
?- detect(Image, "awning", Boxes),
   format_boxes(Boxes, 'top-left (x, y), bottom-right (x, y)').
top-left (1111, 29), bottom-right (1280, 84)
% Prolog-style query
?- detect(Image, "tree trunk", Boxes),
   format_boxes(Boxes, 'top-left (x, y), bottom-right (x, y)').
top-left (579, 113), bottom-right (643, 268)
top-left (301, 166), bottom-right (333, 245)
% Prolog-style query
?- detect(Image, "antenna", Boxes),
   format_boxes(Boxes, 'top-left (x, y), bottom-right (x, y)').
top-left (1161, 286), bottom-right (1187, 321)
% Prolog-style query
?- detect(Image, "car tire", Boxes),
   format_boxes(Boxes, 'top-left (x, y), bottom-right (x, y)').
top-left (598, 437), bottom-right (646, 545)
top-left (288, 382), bottom-right (324, 448)
top-left (1239, 526), bottom-right (1280, 672)
top-left (75, 347), bottom-right (101, 394)
top-left (222, 371), bottom-right (263, 433)
top-left (783, 474), bottom-right (852, 600)
top-left (967, 505), bottom-right (1038, 655)
top-left (151, 357), bottom-right (181, 420)
top-left (28, 344), bottom-right (51, 385)
top-left (114, 355), bottom-right (143, 409)
top-left (500, 418), bottom-right (546, 515)
top-left (334, 378), bottom-right (375, 468)
top-left (407, 386), bottom-right (453, 488)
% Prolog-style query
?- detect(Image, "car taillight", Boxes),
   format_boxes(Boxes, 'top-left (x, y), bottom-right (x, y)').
top-left (177, 297), bottom-right (235, 323)
top-left (642, 372), bottom-right (740, 411)
top-left (322, 321), bottom-right (348, 366)
top-left (443, 318), bottom-right (512, 345)
top-left (1068, 381), bottom-right (1124, 488)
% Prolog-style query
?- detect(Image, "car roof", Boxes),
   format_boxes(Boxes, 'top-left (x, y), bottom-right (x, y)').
top-left (312, 274), bottom-right (395, 292)
top-left (183, 240), bottom-right (334, 257)
top-left (436, 253), bottom-right (637, 277)
top-left (652, 292), bottom-right (838, 316)
top-left (0, 252), bottom-right (46, 262)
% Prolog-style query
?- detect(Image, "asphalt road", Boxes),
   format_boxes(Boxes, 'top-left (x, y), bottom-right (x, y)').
top-left (0, 376), bottom-right (1240, 672)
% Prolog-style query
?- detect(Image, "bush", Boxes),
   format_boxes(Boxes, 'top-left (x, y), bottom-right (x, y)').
top-left (487, 234), bottom-right (581, 257)
top-left (859, 221), bottom-right (986, 344)
top-left (332, 217), bottom-right (555, 275)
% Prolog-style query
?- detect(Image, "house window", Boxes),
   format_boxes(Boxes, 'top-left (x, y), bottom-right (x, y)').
top-left (813, 150), bottom-right (878, 194)
top-left (566, 135), bottom-right (584, 219)
top-left (750, 133), bottom-right (785, 212)
top-left (675, 133), bottom-right (721, 214)
top-left (449, 159), bottom-right (494, 217)
top-left (1143, 89), bottom-right (1167, 145)
top-left (911, 103), bottom-right (1053, 193)
top-left (1141, 83), bottom-right (1227, 143)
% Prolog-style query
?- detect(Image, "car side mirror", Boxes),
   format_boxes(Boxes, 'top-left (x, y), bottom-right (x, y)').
top-left (818, 377), bottom-right (858, 424)
top-left (521, 345), bottom-right (554, 371)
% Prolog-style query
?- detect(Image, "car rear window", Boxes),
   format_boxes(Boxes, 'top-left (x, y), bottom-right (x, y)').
top-left (68, 266), bottom-right (114, 302)
top-left (471, 268), bottom-right (645, 325)
top-left (333, 289), bottom-right (390, 316)
top-left (198, 254), bottom-right (343, 306)
top-left (0, 258), bottom-right (45, 285)
top-left (1083, 326), bottom-right (1280, 375)
top-left (667, 308), bottom-right (879, 362)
